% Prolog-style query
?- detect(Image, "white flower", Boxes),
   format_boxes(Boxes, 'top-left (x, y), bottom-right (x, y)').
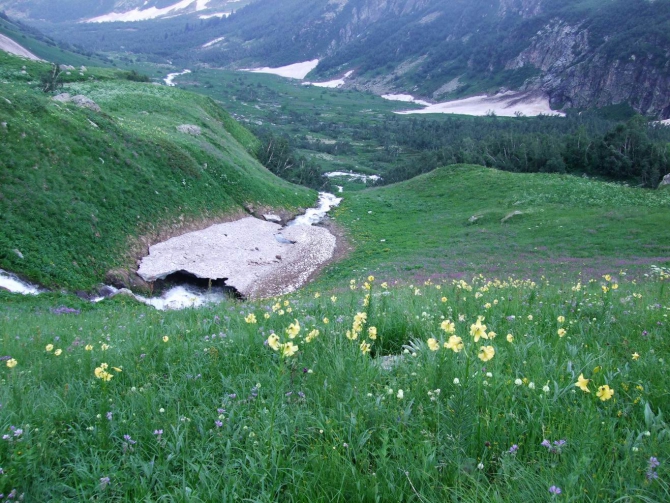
top-left (515, 379), bottom-right (523, 386)
top-left (453, 378), bottom-right (460, 385)
top-left (477, 463), bottom-right (484, 470)
top-left (542, 385), bottom-right (550, 393)
top-left (528, 382), bottom-right (536, 390)
top-left (397, 389), bottom-right (404, 399)
top-left (486, 372), bottom-right (493, 378)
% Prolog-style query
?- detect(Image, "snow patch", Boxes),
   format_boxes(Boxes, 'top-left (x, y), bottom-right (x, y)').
top-left (382, 93), bottom-right (431, 107)
top-left (0, 34), bottom-right (43, 61)
top-left (391, 91), bottom-right (564, 117)
top-left (304, 70), bottom-right (354, 88)
top-left (202, 36), bottom-right (225, 48)
top-left (244, 59), bottom-right (319, 80)
top-left (199, 12), bottom-right (230, 19)
top-left (85, 0), bottom-right (209, 23)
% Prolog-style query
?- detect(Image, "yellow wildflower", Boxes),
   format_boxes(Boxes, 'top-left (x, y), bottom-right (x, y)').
top-left (330, 296), bottom-right (337, 303)
top-left (363, 282), bottom-right (371, 290)
top-left (162, 336), bottom-right (169, 343)
top-left (381, 282), bottom-right (388, 289)
top-left (314, 292), bottom-right (321, 298)
top-left (440, 320), bottom-right (456, 334)
top-left (602, 285), bottom-right (609, 294)
top-left (346, 330), bottom-right (357, 340)
top-left (596, 385), bottom-right (614, 401)
top-left (284, 300), bottom-right (290, 307)
top-left (245, 313), bottom-right (257, 324)
top-left (444, 335), bottom-right (464, 352)
top-left (112, 367), bottom-right (122, 373)
top-left (441, 297), bottom-right (447, 303)
top-left (6, 358), bottom-right (17, 368)
top-left (506, 333), bottom-right (514, 343)
top-left (360, 341), bottom-right (371, 354)
top-left (101, 343), bottom-right (110, 350)
top-left (557, 316), bottom-right (565, 323)
top-left (368, 275), bottom-right (375, 282)
top-left (632, 352), bottom-right (640, 361)
top-left (306, 329), bottom-right (320, 343)
top-left (575, 374), bottom-right (590, 393)
top-left (478, 346), bottom-right (495, 362)
top-left (368, 326), bottom-right (377, 340)
top-left (46, 344), bottom-right (54, 352)
top-left (85, 345), bottom-right (93, 351)
top-left (470, 319), bottom-right (488, 342)
top-left (280, 342), bottom-right (299, 358)
top-left (267, 334), bottom-right (280, 351)
top-left (487, 331), bottom-right (497, 340)
top-left (54, 349), bottom-right (62, 356)
top-left (557, 328), bottom-right (567, 338)
top-left (527, 315), bottom-right (533, 321)
top-left (286, 320), bottom-right (301, 339)
top-left (427, 338), bottom-right (440, 351)
top-left (323, 317), bottom-right (329, 324)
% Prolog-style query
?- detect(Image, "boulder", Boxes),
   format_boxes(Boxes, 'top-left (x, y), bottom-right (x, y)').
top-left (660, 173), bottom-right (670, 189)
top-left (263, 214), bottom-right (282, 223)
top-left (176, 124), bottom-right (201, 136)
top-left (52, 93), bottom-right (71, 103)
top-left (71, 95), bottom-right (101, 112)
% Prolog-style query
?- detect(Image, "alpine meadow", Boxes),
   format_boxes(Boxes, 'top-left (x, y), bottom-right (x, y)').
top-left (0, 0), bottom-right (669, 501)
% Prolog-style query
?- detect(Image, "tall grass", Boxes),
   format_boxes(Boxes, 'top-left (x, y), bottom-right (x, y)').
top-left (0, 269), bottom-right (668, 501)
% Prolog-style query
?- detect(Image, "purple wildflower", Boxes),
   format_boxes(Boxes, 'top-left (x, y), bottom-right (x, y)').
top-left (509, 444), bottom-right (519, 453)
top-left (106, 412), bottom-right (113, 421)
top-left (99, 477), bottom-right (110, 490)
top-left (7, 489), bottom-right (16, 499)
top-left (217, 408), bottom-right (226, 414)
top-left (285, 392), bottom-right (293, 397)
top-left (215, 420), bottom-right (223, 428)
top-left (153, 429), bottom-right (163, 436)
top-left (541, 439), bottom-right (551, 449)
top-left (649, 457), bottom-right (660, 469)
top-left (123, 434), bottom-right (136, 444)
top-left (298, 391), bottom-right (306, 399)
top-left (549, 486), bottom-right (562, 495)
top-left (554, 440), bottom-right (566, 447)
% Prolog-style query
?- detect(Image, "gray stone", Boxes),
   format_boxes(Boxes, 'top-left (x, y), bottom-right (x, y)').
top-left (71, 95), bottom-right (101, 112)
top-left (52, 93), bottom-right (71, 103)
top-left (13, 249), bottom-right (23, 259)
top-left (660, 173), bottom-right (670, 188)
top-left (176, 124), bottom-right (201, 135)
top-left (263, 214), bottom-right (282, 223)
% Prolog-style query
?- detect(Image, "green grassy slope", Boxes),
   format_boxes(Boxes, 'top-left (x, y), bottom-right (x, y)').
top-left (0, 52), bottom-right (315, 290)
top-left (325, 165), bottom-right (670, 283)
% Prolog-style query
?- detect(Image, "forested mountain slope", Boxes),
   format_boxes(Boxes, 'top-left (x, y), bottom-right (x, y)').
top-left (22, 0), bottom-right (669, 118)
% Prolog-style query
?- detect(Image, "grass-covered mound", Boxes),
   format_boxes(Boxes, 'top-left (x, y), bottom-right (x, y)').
top-left (327, 164), bottom-right (670, 283)
top-left (0, 52), bottom-right (315, 290)
top-left (0, 270), bottom-right (668, 500)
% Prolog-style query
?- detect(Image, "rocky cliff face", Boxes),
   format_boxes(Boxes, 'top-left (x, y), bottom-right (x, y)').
top-left (508, 18), bottom-right (670, 117)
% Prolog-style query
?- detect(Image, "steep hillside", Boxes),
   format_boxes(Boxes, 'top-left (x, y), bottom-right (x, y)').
top-left (0, 52), bottom-right (315, 290)
top-left (33, 0), bottom-right (670, 118)
top-left (0, 0), bottom-right (249, 23)
top-left (203, 0), bottom-right (670, 118)
top-left (0, 13), bottom-right (111, 66)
